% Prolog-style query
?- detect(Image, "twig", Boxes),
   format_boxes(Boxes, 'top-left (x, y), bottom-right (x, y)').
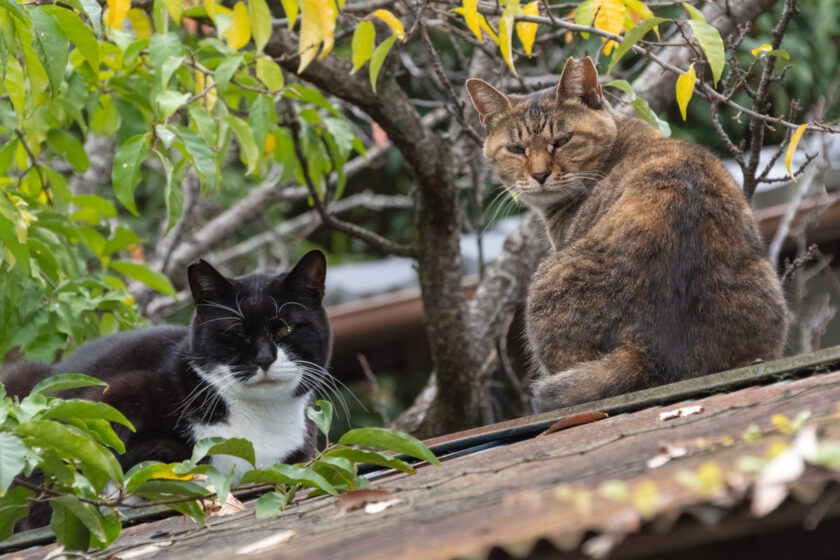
top-left (358, 353), bottom-right (391, 424)
top-left (781, 243), bottom-right (818, 286)
top-left (285, 106), bottom-right (418, 258)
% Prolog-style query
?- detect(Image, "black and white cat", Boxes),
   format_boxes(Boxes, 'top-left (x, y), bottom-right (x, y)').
top-left (1, 250), bottom-right (333, 481)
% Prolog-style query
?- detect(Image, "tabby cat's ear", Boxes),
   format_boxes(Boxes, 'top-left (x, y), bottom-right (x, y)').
top-left (466, 78), bottom-right (513, 129)
top-left (284, 250), bottom-right (327, 301)
top-left (188, 259), bottom-right (233, 303)
top-left (556, 57), bottom-right (604, 110)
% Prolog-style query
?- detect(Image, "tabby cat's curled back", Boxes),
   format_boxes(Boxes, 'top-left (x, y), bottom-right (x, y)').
top-left (467, 57), bottom-right (788, 412)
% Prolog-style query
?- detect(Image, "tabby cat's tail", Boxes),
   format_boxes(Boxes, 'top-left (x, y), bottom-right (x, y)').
top-left (531, 345), bottom-right (653, 413)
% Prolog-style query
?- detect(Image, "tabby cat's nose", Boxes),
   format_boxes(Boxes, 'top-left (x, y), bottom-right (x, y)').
top-left (532, 170), bottom-right (550, 184)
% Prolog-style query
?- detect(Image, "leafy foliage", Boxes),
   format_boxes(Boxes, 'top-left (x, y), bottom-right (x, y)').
top-left (0, 384), bottom-right (439, 551)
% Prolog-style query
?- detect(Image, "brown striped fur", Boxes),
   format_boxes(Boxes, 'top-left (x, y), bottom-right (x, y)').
top-left (467, 57), bottom-right (788, 412)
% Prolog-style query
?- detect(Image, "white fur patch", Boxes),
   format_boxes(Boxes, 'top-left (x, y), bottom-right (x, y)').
top-left (191, 348), bottom-right (310, 479)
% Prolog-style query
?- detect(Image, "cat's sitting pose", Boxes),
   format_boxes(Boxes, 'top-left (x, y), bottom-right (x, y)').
top-left (1, 250), bottom-right (332, 480)
top-left (467, 57), bottom-right (788, 412)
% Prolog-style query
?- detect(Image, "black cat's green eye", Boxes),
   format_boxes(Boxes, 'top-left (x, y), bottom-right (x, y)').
top-left (553, 133), bottom-right (573, 150)
top-left (507, 144), bottom-right (526, 155)
top-left (277, 324), bottom-right (294, 338)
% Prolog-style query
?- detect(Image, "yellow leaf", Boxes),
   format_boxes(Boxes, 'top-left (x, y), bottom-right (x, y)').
top-left (250, 0), bottom-right (273, 53)
top-left (771, 413), bottom-right (793, 434)
top-left (106, 0), bottom-right (131, 30)
top-left (516, 1), bottom-right (539, 55)
top-left (264, 132), bottom-right (276, 155)
top-left (227, 1), bottom-right (251, 50)
top-left (462, 0), bottom-right (482, 42)
top-left (632, 480), bottom-right (658, 519)
top-left (751, 43), bottom-right (772, 56)
top-left (373, 9), bottom-right (405, 41)
top-left (281, 0), bottom-right (299, 30)
top-left (675, 63), bottom-right (695, 121)
top-left (151, 472), bottom-right (194, 481)
top-left (317, 0), bottom-right (338, 59)
top-left (499, 0), bottom-right (519, 75)
top-left (456, 8), bottom-right (499, 43)
top-left (591, 0), bottom-right (625, 55)
top-left (204, 0), bottom-right (217, 22)
top-left (195, 71), bottom-right (217, 110)
top-left (785, 123), bottom-right (808, 181)
top-left (298, 0), bottom-right (322, 71)
top-left (164, 0), bottom-right (182, 25)
top-left (126, 8), bottom-right (152, 40)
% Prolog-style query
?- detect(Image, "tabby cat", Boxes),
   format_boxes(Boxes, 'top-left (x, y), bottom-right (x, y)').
top-left (467, 57), bottom-right (788, 412)
top-left (2, 250), bottom-right (332, 485)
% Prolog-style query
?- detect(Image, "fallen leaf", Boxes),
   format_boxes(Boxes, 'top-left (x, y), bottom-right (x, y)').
top-left (646, 444), bottom-right (687, 469)
top-left (751, 426), bottom-right (817, 516)
top-left (582, 533), bottom-right (622, 559)
top-left (235, 530), bottom-right (296, 555)
top-left (364, 498), bottom-right (403, 513)
top-left (659, 405), bottom-right (704, 421)
top-left (372, 122), bottom-right (388, 147)
top-left (538, 411), bottom-right (609, 437)
top-left (334, 488), bottom-right (395, 515)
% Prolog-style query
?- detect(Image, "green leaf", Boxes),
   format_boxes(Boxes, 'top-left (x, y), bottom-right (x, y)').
top-left (682, 2), bottom-right (704, 21)
top-left (50, 499), bottom-right (90, 550)
top-left (324, 447), bottom-right (415, 473)
top-left (256, 56), bottom-right (284, 91)
top-left (79, 0), bottom-right (103, 34)
top-left (49, 495), bottom-right (106, 542)
top-left (175, 125), bottom-right (217, 189)
top-left (189, 436), bottom-right (256, 468)
top-left (14, 420), bottom-right (123, 485)
top-left (606, 78), bottom-right (634, 97)
top-left (254, 491), bottom-right (285, 518)
top-left (149, 32), bottom-right (182, 72)
top-left (155, 90), bottom-right (190, 120)
top-left (249, 94), bottom-right (271, 163)
top-left (311, 456), bottom-right (355, 485)
top-left (30, 373), bottom-right (108, 396)
top-left (77, 418), bottom-right (127, 454)
top-left (213, 53), bottom-right (243, 94)
top-left (607, 17), bottom-right (665, 74)
top-left (338, 427), bottom-right (441, 466)
top-left (686, 19), bottom-right (724, 86)
top-left (131, 479), bottom-right (208, 523)
top-left (222, 115), bottom-right (259, 175)
top-left (0, 0), bottom-right (25, 22)
top-left (240, 464), bottom-right (339, 495)
top-left (41, 399), bottom-right (135, 432)
top-left (112, 133), bottom-right (150, 216)
top-left (351, 20), bottom-right (375, 73)
top-left (110, 260), bottom-right (177, 297)
top-left (574, 0), bottom-right (594, 38)
top-left (369, 35), bottom-right (397, 93)
top-left (89, 513), bottom-right (121, 549)
top-left (205, 465), bottom-right (235, 502)
top-left (3, 55), bottom-right (25, 120)
top-left (0, 433), bottom-right (27, 495)
top-left (47, 129), bottom-right (90, 173)
top-left (631, 96), bottom-right (671, 136)
top-left (0, 487), bottom-right (34, 541)
top-left (249, 0), bottom-right (272, 53)
top-left (41, 6), bottom-right (99, 74)
top-left (306, 400), bottom-right (332, 437)
top-left (29, 7), bottom-right (69, 94)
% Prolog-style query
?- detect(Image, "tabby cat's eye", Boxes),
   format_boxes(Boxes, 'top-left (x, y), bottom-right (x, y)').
top-left (507, 144), bottom-right (526, 155)
top-left (553, 133), bottom-right (574, 150)
top-left (277, 324), bottom-right (294, 338)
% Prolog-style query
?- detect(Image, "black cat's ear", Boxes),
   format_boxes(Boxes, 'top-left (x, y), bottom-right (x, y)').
top-left (556, 56), bottom-right (603, 110)
top-left (466, 78), bottom-right (513, 129)
top-left (284, 250), bottom-right (327, 301)
top-left (188, 259), bottom-right (233, 304)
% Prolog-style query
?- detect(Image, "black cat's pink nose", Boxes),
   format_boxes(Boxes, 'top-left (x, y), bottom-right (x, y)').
top-left (531, 170), bottom-right (550, 184)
